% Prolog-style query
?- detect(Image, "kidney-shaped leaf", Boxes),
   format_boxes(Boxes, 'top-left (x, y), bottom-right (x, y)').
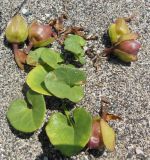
top-left (46, 107), bottom-right (92, 156)
top-left (64, 34), bottom-right (86, 55)
top-left (40, 48), bottom-right (63, 69)
top-left (64, 34), bottom-right (86, 64)
top-left (26, 65), bottom-right (52, 96)
top-left (26, 47), bottom-right (63, 68)
top-left (7, 90), bottom-right (46, 133)
top-left (44, 67), bottom-right (86, 102)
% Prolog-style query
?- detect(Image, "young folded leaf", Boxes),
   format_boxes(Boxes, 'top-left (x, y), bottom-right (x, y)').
top-left (88, 98), bottom-right (121, 151)
top-left (5, 14), bottom-right (28, 44)
top-left (105, 17), bottom-right (141, 62)
top-left (5, 14), bottom-right (28, 69)
top-left (28, 21), bottom-right (55, 48)
top-left (100, 119), bottom-right (115, 151)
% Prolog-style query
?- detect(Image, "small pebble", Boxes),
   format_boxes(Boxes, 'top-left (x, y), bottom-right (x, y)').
top-left (126, 0), bottom-right (132, 2)
top-left (84, 46), bottom-right (88, 51)
top-left (21, 8), bottom-right (28, 15)
top-left (45, 13), bottom-right (50, 17)
top-left (103, 151), bottom-right (107, 156)
top-left (136, 148), bottom-right (144, 155)
top-left (81, 155), bottom-right (89, 160)
top-left (41, 17), bottom-right (46, 21)
top-left (97, 50), bottom-right (101, 54)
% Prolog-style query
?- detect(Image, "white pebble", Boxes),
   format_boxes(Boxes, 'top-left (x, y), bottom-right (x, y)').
top-left (45, 13), bottom-right (50, 17)
top-left (82, 155), bottom-right (89, 160)
top-left (136, 148), bottom-right (144, 155)
top-left (41, 17), bottom-right (46, 21)
top-left (21, 8), bottom-right (28, 15)
top-left (84, 46), bottom-right (88, 51)
top-left (126, 0), bottom-right (131, 2)
top-left (103, 151), bottom-right (107, 156)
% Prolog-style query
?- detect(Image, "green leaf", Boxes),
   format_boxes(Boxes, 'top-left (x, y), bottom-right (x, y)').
top-left (60, 64), bottom-right (75, 68)
top-left (26, 48), bottom-right (44, 66)
top-left (7, 90), bottom-right (46, 133)
top-left (108, 23), bottom-right (118, 44)
top-left (64, 34), bottom-right (86, 63)
top-left (33, 37), bottom-right (55, 48)
top-left (26, 65), bottom-right (52, 96)
top-left (40, 48), bottom-right (63, 69)
top-left (26, 47), bottom-right (63, 67)
top-left (65, 34), bottom-right (86, 47)
top-left (46, 107), bottom-right (92, 156)
top-left (78, 56), bottom-right (86, 64)
top-left (44, 66), bottom-right (86, 102)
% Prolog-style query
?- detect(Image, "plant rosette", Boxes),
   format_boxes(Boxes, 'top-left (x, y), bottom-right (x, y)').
top-left (6, 89), bottom-right (46, 133)
top-left (5, 14), bottom-right (124, 158)
top-left (46, 107), bottom-right (92, 156)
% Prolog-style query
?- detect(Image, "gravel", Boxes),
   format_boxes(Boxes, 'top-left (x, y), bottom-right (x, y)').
top-left (0, 0), bottom-right (150, 160)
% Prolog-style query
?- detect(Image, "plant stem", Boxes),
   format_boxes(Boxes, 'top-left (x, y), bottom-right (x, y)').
top-left (102, 47), bottom-right (114, 57)
top-left (99, 96), bottom-right (110, 121)
top-left (24, 41), bottom-right (33, 54)
top-left (12, 43), bottom-right (27, 70)
top-left (12, 43), bottom-right (19, 53)
top-left (61, 104), bottom-right (74, 126)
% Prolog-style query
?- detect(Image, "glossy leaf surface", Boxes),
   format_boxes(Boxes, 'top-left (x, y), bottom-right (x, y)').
top-left (26, 65), bottom-right (52, 95)
top-left (40, 48), bottom-right (63, 69)
top-left (46, 108), bottom-right (92, 156)
top-left (26, 47), bottom-right (63, 67)
top-left (44, 66), bottom-right (86, 102)
top-left (7, 90), bottom-right (46, 132)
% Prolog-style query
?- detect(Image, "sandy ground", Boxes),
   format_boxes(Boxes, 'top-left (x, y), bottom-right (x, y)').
top-left (0, 0), bottom-right (149, 160)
